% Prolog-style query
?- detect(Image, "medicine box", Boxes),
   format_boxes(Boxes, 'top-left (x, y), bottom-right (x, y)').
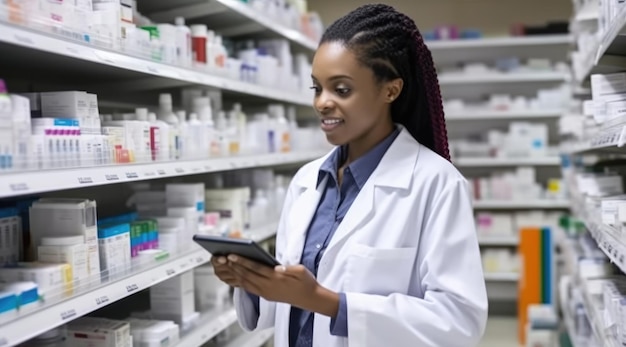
top-left (66, 316), bottom-right (132, 347)
top-left (98, 223), bottom-right (131, 278)
top-left (38, 235), bottom-right (89, 286)
top-left (29, 198), bottom-right (100, 280)
top-left (0, 262), bottom-right (72, 296)
top-left (0, 208), bottom-right (21, 266)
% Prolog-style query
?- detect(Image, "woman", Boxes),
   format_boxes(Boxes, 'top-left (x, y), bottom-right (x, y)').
top-left (210, 4), bottom-right (488, 347)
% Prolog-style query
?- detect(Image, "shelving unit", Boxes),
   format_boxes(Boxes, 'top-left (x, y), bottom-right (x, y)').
top-left (478, 236), bottom-right (519, 247)
top-left (559, 1), bottom-right (626, 344)
top-left (0, 150), bottom-right (327, 199)
top-left (483, 272), bottom-right (520, 282)
top-left (473, 200), bottom-right (570, 209)
top-left (0, 0), bottom-right (320, 346)
top-left (445, 109), bottom-right (563, 121)
top-left (454, 157), bottom-right (561, 167)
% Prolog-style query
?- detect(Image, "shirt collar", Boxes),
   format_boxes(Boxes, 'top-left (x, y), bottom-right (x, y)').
top-left (317, 127), bottom-right (400, 189)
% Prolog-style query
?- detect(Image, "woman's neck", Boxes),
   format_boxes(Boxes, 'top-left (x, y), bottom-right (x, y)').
top-left (344, 122), bottom-right (395, 165)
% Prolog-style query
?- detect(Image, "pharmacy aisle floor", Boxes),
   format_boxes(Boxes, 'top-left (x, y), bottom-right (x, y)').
top-left (480, 316), bottom-right (519, 347)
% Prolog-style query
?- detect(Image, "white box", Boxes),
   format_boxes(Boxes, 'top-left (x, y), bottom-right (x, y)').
top-left (28, 199), bottom-right (100, 280)
top-left (40, 91), bottom-right (89, 132)
top-left (150, 271), bottom-right (195, 319)
top-left (0, 262), bottom-right (72, 295)
top-left (38, 236), bottom-right (89, 286)
top-left (98, 223), bottom-right (131, 277)
top-left (67, 317), bottom-right (131, 347)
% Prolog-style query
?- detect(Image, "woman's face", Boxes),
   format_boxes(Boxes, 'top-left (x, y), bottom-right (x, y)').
top-left (311, 42), bottom-right (400, 147)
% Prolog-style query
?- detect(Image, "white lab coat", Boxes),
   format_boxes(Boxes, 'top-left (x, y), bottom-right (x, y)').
top-left (234, 127), bottom-right (488, 347)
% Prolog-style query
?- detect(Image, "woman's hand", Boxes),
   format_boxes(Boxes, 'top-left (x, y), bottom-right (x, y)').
top-left (210, 256), bottom-right (243, 288)
top-left (227, 254), bottom-right (340, 317)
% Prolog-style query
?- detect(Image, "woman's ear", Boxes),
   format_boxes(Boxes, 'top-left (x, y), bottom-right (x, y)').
top-left (385, 78), bottom-right (404, 103)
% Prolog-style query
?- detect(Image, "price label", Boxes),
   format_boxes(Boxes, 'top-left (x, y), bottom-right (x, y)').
top-left (95, 295), bottom-right (110, 306)
top-left (144, 171), bottom-right (156, 177)
top-left (146, 65), bottom-right (160, 74)
top-left (175, 167), bottom-right (185, 174)
top-left (65, 46), bottom-right (81, 56)
top-left (13, 34), bottom-right (35, 46)
top-left (157, 169), bottom-right (167, 176)
top-left (192, 167), bottom-right (201, 173)
top-left (78, 177), bottom-right (93, 184)
top-left (180, 262), bottom-right (188, 270)
top-left (126, 172), bottom-right (139, 179)
top-left (196, 256), bottom-right (204, 264)
top-left (166, 268), bottom-right (176, 276)
top-left (60, 308), bottom-right (77, 321)
top-left (126, 283), bottom-right (139, 293)
top-left (9, 183), bottom-right (29, 192)
top-left (105, 174), bottom-right (120, 181)
top-left (204, 165), bottom-right (212, 171)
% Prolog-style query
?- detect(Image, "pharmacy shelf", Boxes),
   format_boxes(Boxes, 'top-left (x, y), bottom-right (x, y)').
top-left (427, 35), bottom-right (573, 50)
top-left (585, 220), bottom-right (626, 275)
top-left (565, 116), bottom-right (626, 154)
top-left (0, 22), bottom-right (311, 106)
top-left (438, 72), bottom-right (570, 85)
top-left (0, 150), bottom-right (327, 199)
top-left (0, 247), bottom-right (211, 347)
top-left (595, 6), bottom-right (626, 64)
top-left (144, 0), bottom-right (318, 53)
top-left (580, 290), bottom-right (621, 347)
top-left (473, 200), bottom-right (570, 209)
top-left (244, 222), bottom-right (278, 243)
top-left (478, 236), bottom-right (519, 246)
top-left (427, 35), bottom-right (572, 66)
top-left (445, 109), bottom-right (563, 121)
top-left (176, 308), bottom-right (238, 347)
top-left (561, 300), bottom-right (588, 347)
top-left (454, 157), bottom-right (561, 167)
top-left (483, 272), bottom-right (519, 282)
top-left (219, 328), bottom-right (274, 347)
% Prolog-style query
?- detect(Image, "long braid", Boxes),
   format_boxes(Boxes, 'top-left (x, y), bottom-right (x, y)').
top-left (320, 4), bottom-right (450, 161)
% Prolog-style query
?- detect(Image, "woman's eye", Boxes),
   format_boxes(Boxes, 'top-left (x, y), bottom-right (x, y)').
top-left (336, 88), bottom-right (351, 96)
top-left (310, 85), bottom-right (321, 93)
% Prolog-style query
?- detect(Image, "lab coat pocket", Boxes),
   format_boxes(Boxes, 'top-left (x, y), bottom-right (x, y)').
top-left (344, 243), bottom-right (417, 295)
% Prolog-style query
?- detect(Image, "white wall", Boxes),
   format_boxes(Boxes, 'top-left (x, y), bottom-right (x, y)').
top-left (308, 0), bottom-right (572, 36)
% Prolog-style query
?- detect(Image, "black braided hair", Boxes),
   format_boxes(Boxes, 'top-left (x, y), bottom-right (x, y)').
top-left (320, 3), bottom-right (450, 161)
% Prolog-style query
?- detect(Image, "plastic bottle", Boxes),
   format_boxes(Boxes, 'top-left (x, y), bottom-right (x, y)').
top-left (206, 30), bottom-right (217, 71)
top-left (215, 111), bottom-right (228, 156)
top-left (158, 94), bottom-right (181, 160)
top-left (214, 35), bottom-right (227, 71)
top-left (187, 112), bottom-right (204, 159)
top-left (0, 80), bottom-right (13, 170)
top-left (272, 104), bottom-right (291, 152)
top-left (232, 103), bottom-right (248, 154)
top-left (174, 17), bottom-right (192, 67)
top-left (176, 110), bottom-right (188, 159)
top-left (190, 24), bottom-right (207, 66)
top-left (287, 105), bottom-right (299, 150)
top-left (133, 108), bottom-right (152, 162)
top-left (145, 112), bottom-right (161, 161)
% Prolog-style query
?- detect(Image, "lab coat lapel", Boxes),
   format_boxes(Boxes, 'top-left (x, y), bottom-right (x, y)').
top-left (324, 128), bottom-right (419, 254)
top-left (283, 175), bottom-right (327, 266)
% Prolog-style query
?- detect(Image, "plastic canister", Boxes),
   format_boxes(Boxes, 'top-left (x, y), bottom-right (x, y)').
top-left (190, 24), bottom-right (207, 64)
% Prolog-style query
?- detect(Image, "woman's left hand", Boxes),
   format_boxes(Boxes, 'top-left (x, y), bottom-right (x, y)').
top-left (227, 254), bottom-right (317, 308)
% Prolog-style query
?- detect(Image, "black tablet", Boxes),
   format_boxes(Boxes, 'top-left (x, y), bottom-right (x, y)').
top-left (192, 234), bottom-right (281, 267)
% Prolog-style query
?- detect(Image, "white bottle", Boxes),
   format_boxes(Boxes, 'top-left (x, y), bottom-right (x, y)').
top-left (214, 35), bottom-right (227, 73)
top-left (206, 30), bottom-right (216, 71)
top-left (187, 112), bottom-right (205, 159)
top-left (195, 97), bottom-right (219, 157)
top-left (176, 110), bottom-right (188, 159)
top-left (272, 104), bottom-right (291, 153)
top-left (158, 93), bottom-right (180, 160)
top-left (215, 111), bottom-right (228, 156)
top-left (133, 108), bottom-right (152, 162)
top-left (174, 17), bottom-right (192, 67)
top-left (145, 112), bottom-right (161, 161)
top-left (149, 111), bottom-right (170, 162)
top-left (232, 103), bottom-right (248, 154)
top-left (287, 105), bottom-right (299, 151)
top-left (226, 110), bottom-right (240, 155)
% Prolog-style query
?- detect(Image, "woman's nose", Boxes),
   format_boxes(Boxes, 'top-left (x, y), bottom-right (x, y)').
top-left (315, 93), bottom-right (334, 115)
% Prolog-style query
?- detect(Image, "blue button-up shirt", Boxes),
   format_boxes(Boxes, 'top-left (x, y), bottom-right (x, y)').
top-left (250, 127), bottom-right (400, 347)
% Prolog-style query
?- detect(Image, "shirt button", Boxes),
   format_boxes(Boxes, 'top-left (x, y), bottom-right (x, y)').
top-left (316, 244), bottom-right (321, 249)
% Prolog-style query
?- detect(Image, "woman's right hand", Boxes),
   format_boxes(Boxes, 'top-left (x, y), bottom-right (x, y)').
top-left (211, 255), bottom-right (242, 287)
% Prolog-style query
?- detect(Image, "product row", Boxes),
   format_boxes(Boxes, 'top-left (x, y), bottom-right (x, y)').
top-left (423, 22), bottom-right (569, 41)
top-left (467, 167), bottom-right (566, 202)
top-left (18, 266), bottom-right (237, 347)
top-left (449, 122), bottom-right (554, 159)
top-left (0, 82), bottom-right (329, 171)
top-left (0, 168), bottom-right (290, 320)
top-left (437, 57), bottom-right (569, 76)
top-left (1, 0), bottom-right (321, 92)
top-left (481, 249), bottom-right (519, 275)
top-left (444, 85), bottom-right (569, 113)
top-left (475, 211), bottom-right (562, 239)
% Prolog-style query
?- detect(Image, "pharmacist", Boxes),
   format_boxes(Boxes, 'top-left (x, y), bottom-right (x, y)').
top-left (210, 4), bottom-right (488, 347)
